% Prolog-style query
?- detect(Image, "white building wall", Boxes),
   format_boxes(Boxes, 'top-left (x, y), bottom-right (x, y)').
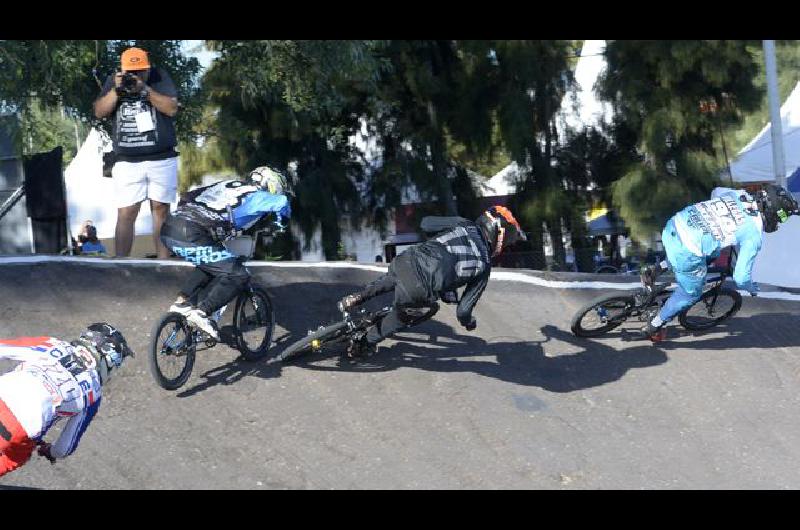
top-left (292, 213), bottom-right (395, 263)
top-left (340, 214), bottom-right (395, 263)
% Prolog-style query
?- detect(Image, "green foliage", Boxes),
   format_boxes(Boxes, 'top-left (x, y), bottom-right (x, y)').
top-left (201, 40), bottom-right (535, 256)
top-left (597, 40), bottom-right (763, 241)
top-left (207, 40), bottom-right (389, 120)
top-left (611, 150), bottom-right (719, 241)
top-left (12, 99), bottom-right (88, 164)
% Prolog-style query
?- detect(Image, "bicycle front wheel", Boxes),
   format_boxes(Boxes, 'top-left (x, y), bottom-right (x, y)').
top-left (679, 287), bottom-right (742, 331)
top-left (570, 293), bottom-right (637, 337)
top-left (149, 313), bottom-right (196, 390)
top-left (234, 287), bottom-right (276, 361)
top-left (277, 321), bottom-right (350, 363)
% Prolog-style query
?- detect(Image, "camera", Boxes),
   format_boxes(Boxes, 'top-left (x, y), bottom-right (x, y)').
top-left (116, 72), bottom-right (140, 97)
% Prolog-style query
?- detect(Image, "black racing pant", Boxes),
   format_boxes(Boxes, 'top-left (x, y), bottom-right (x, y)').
top-left (160, 215), bottom-right (249, 315)
top-left (354, 250), bottom-right (436, 345)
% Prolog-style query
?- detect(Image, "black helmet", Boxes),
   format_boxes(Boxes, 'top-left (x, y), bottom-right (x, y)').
top-left (76, 323), bottom-right (134, 384)
top-left (755, 184), bottom-right (799, 233)
top-left (475, 205), bottom-right (526, 256)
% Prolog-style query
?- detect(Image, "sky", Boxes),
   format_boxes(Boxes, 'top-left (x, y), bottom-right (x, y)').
top-left (182, 40), bottom-right (218, 71)
top-left (559, 40), bottom-right (612, 133)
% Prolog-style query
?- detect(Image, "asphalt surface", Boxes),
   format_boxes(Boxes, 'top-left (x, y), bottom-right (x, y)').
top-left (1, 260), bottom-right (800, 489)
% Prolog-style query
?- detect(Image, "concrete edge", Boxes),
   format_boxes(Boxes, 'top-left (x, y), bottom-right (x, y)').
top-left (2, 255), bottom-right (799, 302)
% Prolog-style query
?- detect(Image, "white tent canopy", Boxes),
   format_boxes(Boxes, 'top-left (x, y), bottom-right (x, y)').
top-left (64, 128), bottom-right (177, 240)
top-left (729, 81), bottom-right (800, 184)
top-left (729, 81), bottom-right (800, 289)
top-left (481, 162), bottom-right (522, 197)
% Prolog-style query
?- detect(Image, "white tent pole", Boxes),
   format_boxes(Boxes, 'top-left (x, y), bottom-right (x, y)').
top-left (763, 40), bottom-right (787, 188)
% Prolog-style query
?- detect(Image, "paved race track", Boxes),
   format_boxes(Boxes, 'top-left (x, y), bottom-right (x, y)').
top-left (1, 260), bottom-right (800, 489)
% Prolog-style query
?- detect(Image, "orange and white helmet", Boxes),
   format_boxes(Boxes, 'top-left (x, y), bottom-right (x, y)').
top-left (476, 205), bottom-right (526, 256)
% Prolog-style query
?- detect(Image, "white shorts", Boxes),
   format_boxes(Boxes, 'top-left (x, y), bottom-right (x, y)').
top-left (112, 157), bottom-right (178, 208)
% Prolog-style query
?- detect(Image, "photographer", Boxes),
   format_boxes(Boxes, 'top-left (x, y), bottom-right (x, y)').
top-left (93, 47), bottom-right (179, 259)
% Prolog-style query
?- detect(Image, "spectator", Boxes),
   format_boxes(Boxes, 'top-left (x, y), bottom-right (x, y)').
top-left (93, 47), bottom-right (179, 259)
top-left (76, 220), bottom-right (93, 251)
top-left (79, 225), bottom-right (107, 255)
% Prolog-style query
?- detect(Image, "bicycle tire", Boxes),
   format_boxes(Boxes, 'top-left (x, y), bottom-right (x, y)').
top-left (233, 286), bottom-right (276, 361)
top-left (594, 265), bottom-right (618, 274)
top-left (570, 292), bottom-right (637, 337)
top-left (277, 320), bottom-right (350, 362)
top-left (679, 287), bottom-right (742, 331)
top-left (399, 302), bottom-right (440, 328)
top-left (149, 313), bottom-right (196, 390)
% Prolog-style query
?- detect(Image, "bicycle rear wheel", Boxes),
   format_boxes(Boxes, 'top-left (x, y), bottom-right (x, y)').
top-left (149, 313), bottom-right (196, 390)
top-left (277, 321), bottom-right (350, 363)
top-left (570, 293), bottom-right (637, 337)
top-left (234, 286), bottom-right (276, 361)
top-left (679, 287), bottom-right (742, 331)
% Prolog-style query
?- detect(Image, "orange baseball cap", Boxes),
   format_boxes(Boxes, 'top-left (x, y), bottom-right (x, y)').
top-left (120, 47), bottom-right (150, 71)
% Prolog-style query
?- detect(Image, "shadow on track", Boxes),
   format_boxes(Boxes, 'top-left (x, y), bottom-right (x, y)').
top-left (283, 322), bottom-right (668, 393)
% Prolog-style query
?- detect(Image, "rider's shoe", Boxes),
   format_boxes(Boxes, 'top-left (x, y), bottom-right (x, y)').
top-left (169, 299), bottom-right (194, 317)
top-left (338, 293), bottom-right (365, 313)
top-left (637, 321), bottom-right (666, 342)
top-left (640, 264), bottom-right (659, 291)
top-left (186, 308), bottom-right (220, 340)
top-left (346, 332), bottom-right (376, 360)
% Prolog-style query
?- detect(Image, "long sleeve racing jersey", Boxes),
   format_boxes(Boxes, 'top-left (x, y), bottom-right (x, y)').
top-left (413, 216), bottom-right (492, 325)
top-left (0, 337), bottom-right (102, 459)
top-left (671, 187), bottom-right (763, 288)
top-left (175, 180), bottom-right (291, 237)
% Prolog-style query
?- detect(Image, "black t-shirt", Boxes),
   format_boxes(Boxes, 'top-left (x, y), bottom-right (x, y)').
top-left (100, 67), bottom-right (178, 162)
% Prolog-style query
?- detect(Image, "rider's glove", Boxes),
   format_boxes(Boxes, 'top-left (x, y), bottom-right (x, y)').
top-left (272, 218), bottom-right (287, 234)
top-left (37, 442), bottom-right (56, 464)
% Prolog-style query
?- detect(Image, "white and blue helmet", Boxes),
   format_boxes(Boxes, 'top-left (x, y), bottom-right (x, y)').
top-left (249, 165), bottom-right (291, 196)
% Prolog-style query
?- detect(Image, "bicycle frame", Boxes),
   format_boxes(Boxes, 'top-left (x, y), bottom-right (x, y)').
top-left (340, 305), bottom-right (392, 333)
top-left (642, 247), bottom-right (738, 314)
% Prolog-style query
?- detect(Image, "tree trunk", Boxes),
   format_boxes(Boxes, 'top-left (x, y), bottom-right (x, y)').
top-left (427, 101), bottom-right (457, 216)
top-left (528, 218), bottom-right (546, 270)
top-left (321, 210), bottom-right (342, 261)
top-left (432, 142), bottom-right (457, 216)
top-left (567, 202), bottom-right (593, 272)
top-left (547, 217), bottom-right (566, 270)
top-left (303, 140), bottom-right (343, 261)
